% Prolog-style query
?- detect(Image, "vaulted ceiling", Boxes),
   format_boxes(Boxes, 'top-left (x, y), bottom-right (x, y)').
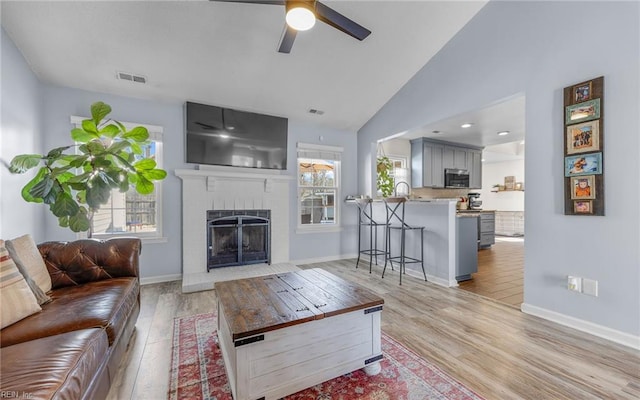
top-left (1, 0), bottom-right (487, 131)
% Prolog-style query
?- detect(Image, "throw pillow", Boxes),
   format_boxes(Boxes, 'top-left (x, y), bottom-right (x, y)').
top-left (6, 248), bottom-right (51, 305)
top-left (6, 234), bottom-right (52, 293)
top-left (0, 240), bottom-right (42, 329)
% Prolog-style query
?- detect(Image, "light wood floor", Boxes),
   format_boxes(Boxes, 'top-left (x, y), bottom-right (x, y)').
top-left (458, 237), bottom-right (524, 307)
top-left (108, 260), bottom-right (640, 400)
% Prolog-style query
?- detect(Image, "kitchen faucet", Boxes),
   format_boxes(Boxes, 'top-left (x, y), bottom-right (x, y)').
top-left (394, 181), bottom-right (410, 197)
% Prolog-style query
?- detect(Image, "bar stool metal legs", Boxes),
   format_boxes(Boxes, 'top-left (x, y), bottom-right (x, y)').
top-left (355, 199), bottom-right (388, 273)
top-left (382, 197), bottom-right (428, 285)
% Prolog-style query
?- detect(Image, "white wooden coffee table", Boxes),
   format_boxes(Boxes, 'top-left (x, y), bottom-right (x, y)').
top-left (215, 268), bottom-right (384, 400)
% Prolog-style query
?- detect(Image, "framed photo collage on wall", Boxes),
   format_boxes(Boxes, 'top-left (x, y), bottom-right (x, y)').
top-left (563, 76), bottom-right (604, 216)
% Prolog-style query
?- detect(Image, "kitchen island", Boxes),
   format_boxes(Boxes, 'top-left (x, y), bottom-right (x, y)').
top-left (353, 199), bottom-right (472, 287)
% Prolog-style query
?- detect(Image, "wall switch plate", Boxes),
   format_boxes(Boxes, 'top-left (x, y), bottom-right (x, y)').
top-left (568, 276), bottom-right (582, 292)
top-left (582, 278), bottom-right (598, 297)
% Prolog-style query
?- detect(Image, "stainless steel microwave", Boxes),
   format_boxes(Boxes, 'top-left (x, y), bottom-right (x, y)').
top-left (444, 168), bottom-right (470, 188)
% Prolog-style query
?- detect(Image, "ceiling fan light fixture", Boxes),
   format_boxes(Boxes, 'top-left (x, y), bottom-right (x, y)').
top-left (286, 2), bottom-right (316, 31)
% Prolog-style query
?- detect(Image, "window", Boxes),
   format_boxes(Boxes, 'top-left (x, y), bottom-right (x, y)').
top-left (297, 143), bottom-right (342, 232)
top-left (388, 156), bottom-right (409, 195)
top-left (70, 117), bottom-right (165, 242)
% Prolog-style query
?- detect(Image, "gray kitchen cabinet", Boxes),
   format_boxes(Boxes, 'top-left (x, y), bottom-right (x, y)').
top-left (443, 146), bottom-right (469, 170)
top-left (468, 150), bottom-right (483, 189)
top-left (479, 212), bottom-right (495, 248)
top-left (456, 216), bottom-right (478, 282)
top-left (411, 139), bottom-right (444, 188)
top-left (411, 138), bottom-right (482, 189)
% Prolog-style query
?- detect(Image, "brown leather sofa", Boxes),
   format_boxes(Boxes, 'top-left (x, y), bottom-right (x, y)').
top-left (0, 238), bottom-right (141, 400)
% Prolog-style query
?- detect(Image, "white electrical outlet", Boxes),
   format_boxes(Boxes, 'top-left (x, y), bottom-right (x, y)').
top-left (582, 278), bottom-right (599, 297)
top-left (568, 276), bottom-right (582, 292)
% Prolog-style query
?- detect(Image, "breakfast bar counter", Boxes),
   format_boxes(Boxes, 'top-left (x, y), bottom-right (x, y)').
top-left (352, 199), bottom-right (463, 287)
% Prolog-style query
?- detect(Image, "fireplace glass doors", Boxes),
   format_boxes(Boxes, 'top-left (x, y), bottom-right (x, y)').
top-left (207, 210), bottom-right (270, 270)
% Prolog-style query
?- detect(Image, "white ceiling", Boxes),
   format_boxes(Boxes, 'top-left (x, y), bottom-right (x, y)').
top-left (1, 0), bottom-right (487, 132)
top-left (397, 94), bottom-right (526, 162)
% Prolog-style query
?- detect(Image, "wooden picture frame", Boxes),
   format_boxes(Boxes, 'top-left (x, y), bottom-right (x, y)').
top-left (570, 175), bottom-right (596, 200)
top-left (564, 76), bottom-right (604, 216)
top-left (573, 81), bottom-right (592, 103)
top-left (565, 99), bottom-right (601, 125)
top-left (574, 200), bottom-right (593, 214)
top-left (564, 153), bottom-right (602, 177)
top-left (566, 120), bottom-right (600, 154)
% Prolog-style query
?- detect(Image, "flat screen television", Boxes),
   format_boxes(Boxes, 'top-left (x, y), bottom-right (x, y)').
top-left (185, 101), bottom-right (288, 170)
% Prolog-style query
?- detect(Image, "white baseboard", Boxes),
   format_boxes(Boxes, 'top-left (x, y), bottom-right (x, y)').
top-left (521, 303), bottom-right (640, 350)
top-left (404, 269), bottom-right (457, 287)
top-left (140, 274), bottom-right (182, 286)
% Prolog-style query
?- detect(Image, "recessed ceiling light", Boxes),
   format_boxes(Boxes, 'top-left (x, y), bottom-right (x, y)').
top-left (461, 123), bottom-right (473, 128)
top-left (432, 130), bottom-right (441, 134)
top-left (219, 134), bottom-right (230, 139)
top-left (481, 159), bottom-right (485, 162)
top-left (497, 131), bottom-right (510, 136)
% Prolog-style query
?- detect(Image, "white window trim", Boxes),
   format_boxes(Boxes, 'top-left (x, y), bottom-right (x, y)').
top-left (296, 142), bottom-right (343, 233)
top-left (70, 116), bottom-right (166, 243)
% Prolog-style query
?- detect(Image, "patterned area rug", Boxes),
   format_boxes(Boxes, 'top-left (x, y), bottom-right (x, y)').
top-left (168, 313), bottom-right (484, 400)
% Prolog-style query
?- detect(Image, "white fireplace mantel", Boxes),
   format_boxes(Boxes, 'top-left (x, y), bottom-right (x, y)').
top-left (175, 167), bottom-right (293, 293)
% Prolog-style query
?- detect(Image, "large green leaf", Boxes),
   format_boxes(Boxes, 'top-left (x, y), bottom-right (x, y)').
top-left (93, 158), bottom-right (112, 169)
top-left (21, 167), bottom-right (48, 203)
top-left (134, 158), bottom-right (156, 171)
top-left (58, 215), bottom-right (70, 228)
top-left (82, 119), bottom-right (98, 134)
top-left (100, 124), bottom-right (121, 138)
top-left (91, 102), bottom-right (111, 126)
top-left (71, 128), bottom-right (99, 143)
top-left (86, 177), bottom-right (111, 208)
top-left (86, 140), bottom-right (105, 154)
top-left (129, 141), bottom-right (142, 155)
top-left (123, 126), bottom-right (149, 142)
top-left (9, 154), bottom-right (42, 173)
top-left (29, 176), bottom-right (54, 199)
top-left (66, 171), bottom-right (92, 184)
top-left (46, 146), bottom-right (72, 159)
top-left (106, 140), bottom-right (130, 154)
top-left (141, 169), bottom-right (167, 180)
top-left (51, 191), bottom-right (80, 217)
top-left (69, 154), bottom-right (89, 168)
top-left (69, 208), bottom-right (91, 232)
top-left (42, 182), bottom-right (61, 205)
top-left (135, 175), bottom-right (154, 194)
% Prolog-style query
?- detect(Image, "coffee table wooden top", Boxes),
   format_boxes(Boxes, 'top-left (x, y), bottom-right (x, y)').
top-left (215, 268), bottom-right (384, 341)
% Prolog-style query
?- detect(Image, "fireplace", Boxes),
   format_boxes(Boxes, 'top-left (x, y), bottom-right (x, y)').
top-left (207, 210), bottom-right (270, 270)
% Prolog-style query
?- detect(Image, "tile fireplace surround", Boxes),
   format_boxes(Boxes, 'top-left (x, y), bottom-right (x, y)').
top-left (175, 167), bottom-right (293, 293)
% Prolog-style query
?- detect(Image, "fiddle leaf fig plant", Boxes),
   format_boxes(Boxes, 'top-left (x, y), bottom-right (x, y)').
top-left (9, 101), bottom-right (167, 235)
top-left (376, 155), bottom-right (394, 198)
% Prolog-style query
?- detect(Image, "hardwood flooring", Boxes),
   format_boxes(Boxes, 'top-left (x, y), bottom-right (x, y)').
top-left (458, 237), bottom-right (524, 307)
top-left (108, 260), bottom-right (640, 400)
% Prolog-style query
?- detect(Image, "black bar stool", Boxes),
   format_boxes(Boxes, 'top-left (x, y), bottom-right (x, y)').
top-left (383, 197), bottom-right (427, 285)
top-left (355, 198), bottom-right (388, 273)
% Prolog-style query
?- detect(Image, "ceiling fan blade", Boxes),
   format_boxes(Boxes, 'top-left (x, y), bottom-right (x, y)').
top-left (315, 1), bottom-right (371, 41)
top-left (278, 24), bottom-right (297, 54)
top-left (209, 0), bottom-right (285, 5)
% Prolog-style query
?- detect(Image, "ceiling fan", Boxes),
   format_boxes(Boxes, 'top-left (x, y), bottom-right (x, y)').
top-left (211, 0), bottom-right (372, 53)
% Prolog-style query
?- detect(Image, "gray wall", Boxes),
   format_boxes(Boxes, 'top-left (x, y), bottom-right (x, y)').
top-left (0, 28), bottom-right (44, 241)
top-left (2, 48), bottom-right (357, 278)
top-left (358, 1), bottom-right (639, 336)
top-left (287, 120), bottom-right (358, 263)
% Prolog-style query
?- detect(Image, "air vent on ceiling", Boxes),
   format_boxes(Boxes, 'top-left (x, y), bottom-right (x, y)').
top-left (117, 71), bottom-right (147, 84)
top-left (308, 109), bottom-right (325, 115)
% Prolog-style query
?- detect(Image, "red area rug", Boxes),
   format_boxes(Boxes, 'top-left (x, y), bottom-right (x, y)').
top-left (168, 313), bottom-right (484, 400)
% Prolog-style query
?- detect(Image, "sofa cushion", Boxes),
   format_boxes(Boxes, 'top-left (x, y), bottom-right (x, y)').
top-left (0, 328), bottom-right (109, 400)
top-left (0, 240), bottom-right (41, 329)
top-left (0, 277), bottom-right (139, 348)
top-left (6, 234), bottom-right (53, 293)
